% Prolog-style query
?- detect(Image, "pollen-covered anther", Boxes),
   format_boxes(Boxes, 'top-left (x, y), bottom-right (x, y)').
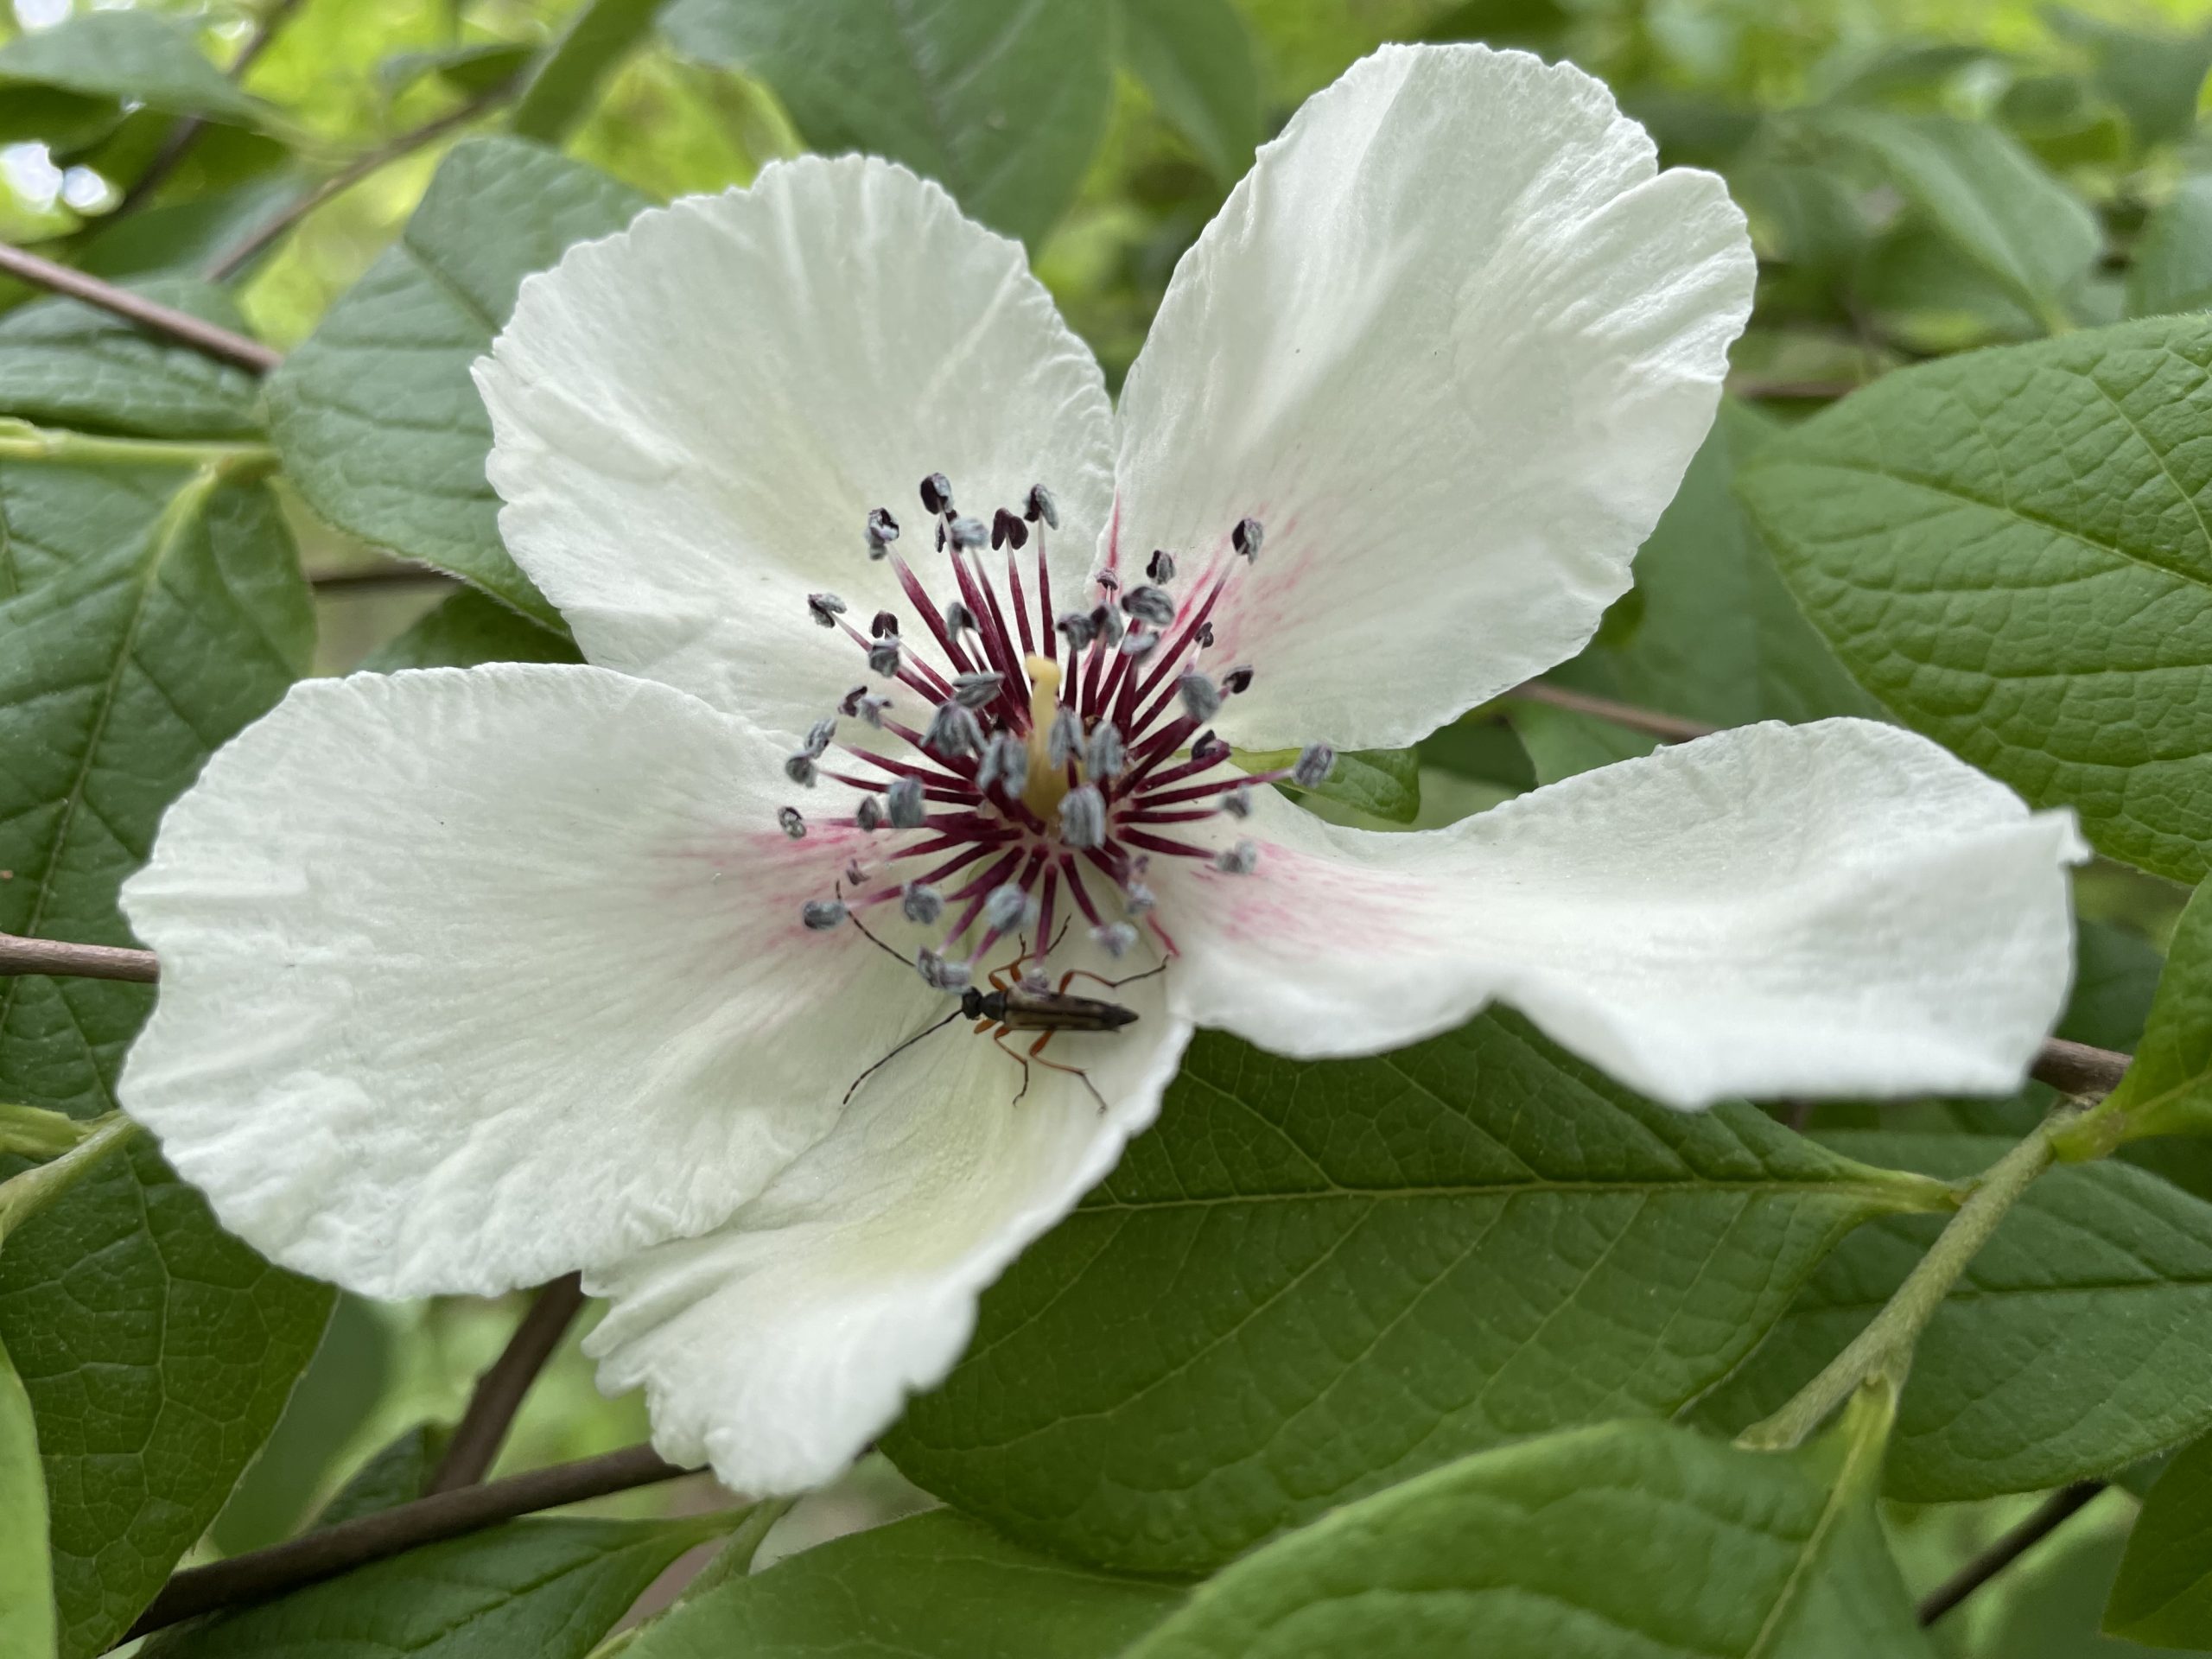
top-left (1122, 585), bottom-right (1175, 627)
top-left (982, 883), bottom-right (1036, 933)
top-left (902, 882), bottom-right (944, 925)
top-left (951, 671), bottom-right (1003, 710)
top-left (919, 473), bottom-right (953, 515)
top-left (976, 731), bottom-right (1028, 796)
top-left (1179, 671), bottom-right (1222, 721)
top-left (1084, 721), bottom-right (1125, 780)
top-left (1216, 840), bottom-right (1260, 875)
top-left (1147, 549), bottom-right (1176, 583)
top-left (1093, 921), bottom-right (1139, 958)
top-left (1232, 516), bottom-right (1264, 561)
top-left (1220, 664), bottom-right (1254, 695)
top-left (1059, 785), bottom-right (1107, 849)
top-left (924, 700), bottom-right (983, 759)
top-left (886, 776), bottom-right (925, 829)
top-left (991, 508), bottom-right (1028, 550)
top-left (1294, 743), bottom-right (1336, 787)
top-left (855, 796), bottom-right (884, 832)
top-left (1223, 784), bottom-right (1252, 819)
top-left (948, 516), bottom-right (989, 551)
top-left (1119, 630), bottom-right (1160, 659)
top-left (777, 806), bottom-right (806, 839)
top-left (803, 718), bottom-right (837, 756)
top-left (802, 899), bottom-right (847, 931)
top-left (1046, 707), bottom-right (1081, 769)
top-left (784, 753), bottom-right (818, 787)
top-left (1124, 881), bottom-right (1155, 915)
top-left (918, 948), bottom-right (969, 991)
top-left (1025, 483), bottom-right (1058, 527)
top-left (863, 508), bottom-right (899, 557)
top-left (945, 601), bottom-right (978, 641)
top-left (1056, 611), bottom-right (1096, 652)
top-left (867, 635), bottom-right (902, 676)
top-left (808, 592), bottom-right (848, 627)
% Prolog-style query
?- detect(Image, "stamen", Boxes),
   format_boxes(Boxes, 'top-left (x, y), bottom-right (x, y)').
top-left (808, 592), bottom-right (847, 627)
top-left (864, 508), bottom-right (899, 557)
top-left (855, 796), bottom-right (883, 831)
top-left (983, 883), bottom-right (1034, 933)
top-left (991, 508), bottom-right (1028, 550)
top-left (976, 730), bottom-right (1028, 797)
top-left (1146, 549), bottom-right (1175, 583)
top-left (1233, 517), bottom-right (1263, 561)
top-left (919, 948), bottom-right (969, 990)
top-left (1125, 880), bottom-right (1155, 915)
top-left (785, 753), bottom-right (818, 786)
top-left (903, 882), bottom-right (944, 925)
top-left (1046, 707), bottom-right (1080, 769)
top-left (951, 671), bottom-right (1003, 710)
top-left (887, 776), bottom-right (926, 828)
top-left (1094, 921), bottom-right (1138, 958)
top-left (1220, 664), bottom-right (1253, 695)
top-left (1057, 611), bottom-right (1096, 652)
top-left (1084, 721), bottom-right (1125, 781)
top-left (1216, 839), bottom-right (1259, 874)
top-left (1223, 784), bottom-right (1252, 818)
top-left (1122, 584), bottom-right (1175, 627)
top-left (802, 899), bottom-right (847, 930)
top-left (948, 515), bottom-right (988, 551)
top-left (1059, 785), bottom-right (1106, 849)
top-left (803, 717), bottom-right (836, 756)
top-left (778, 806), bottom-right (805, 839)
top-left (1294, 743), bottom-right (1336, 787)
top-left (1179, 671), bottom-right (1221, 721)
top-left (1025, 483), bottom-right (1058, 527)
top-left (924, 700), bottom-right (984, 759)
top-left (919, 473), bottom-right (953, 515)
top-left (1119, 630), bottom-right (1160, 658)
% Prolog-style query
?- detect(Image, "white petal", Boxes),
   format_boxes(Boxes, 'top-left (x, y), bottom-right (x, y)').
top-left (476, 155), bottom-right (1114, 739)
top-left (585, 933), bottom-right (1190, 1495)
top-left (1111, 44), bottom-right (1756, 750)
top-left (119, 664), bottom-right (949, 1297)
top-left (1155, 721), bottom-right (2085, 1109)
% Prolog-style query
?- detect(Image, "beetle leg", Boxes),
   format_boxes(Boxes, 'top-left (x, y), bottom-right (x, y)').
top-left (1058, 958), bottom-right (1170, 995)
top-left (1011, 1030), bottom-right (1109, 1114)
top-left (990, 1027), bottom-right (1034, 1106)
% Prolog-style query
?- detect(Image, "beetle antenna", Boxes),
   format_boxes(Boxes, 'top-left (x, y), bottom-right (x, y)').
top-left (844, 907), bottom-right (918, 973)
top-left (843, 1006), bottom-right (964, 1105)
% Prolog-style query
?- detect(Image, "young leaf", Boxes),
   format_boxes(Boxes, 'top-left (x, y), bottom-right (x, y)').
top-left (1116, 0), bottom-right (1263, 182)
top-left (267, 137), bottom-right (647, 630)
top-left (2129, 177), bottom-right (2212, 319)
top-left (1234, 746), bottom-right (1420, 823)
top-left (1694, 1132), bottom-right (2212, 1503)
top-left (887, 1012), bottom-right (1947, 1575)
top-left (1738, 316), bottom-right (2212, 886)
top-left (0, 280), bottom-right (261, 440)
top-left (1505, 700), bottom-right (1659, 783)
top-left (0, 1334), bottom-right (54, 1659)
top-left (0, 453), bottom-right (331, 1658)
top-left (144, 1517), bottom-right (727, 1659)
top-left (0, 10), bottom-right (267, 128)
top-left (2094, 880), bottom-right (2212, 1142)
top-left (660, 0), bottom-right (1113, 245)
top-left (2050, 8), bottom-right (2212, 152)
top-left (509, 0), bottom-right (666, 144)
top-left (1800, 108), bottom-right (2099, 325)
top-left (364, 588), bottom-right (582, 672)
top-left (2107, 1428), bottom-right (2212, 1644)
top-left (625, 1510), bottom-right (1182, 1658)
top-left (1122, 1401), bottom-right (1932, 1658)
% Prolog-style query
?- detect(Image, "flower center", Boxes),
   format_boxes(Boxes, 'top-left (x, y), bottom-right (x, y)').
top-left (785, 474), bottom-right (1332, 989)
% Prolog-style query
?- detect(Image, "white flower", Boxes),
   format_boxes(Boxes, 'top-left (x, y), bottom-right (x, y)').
top-left (118, 45), bottom-right (2083, 1497)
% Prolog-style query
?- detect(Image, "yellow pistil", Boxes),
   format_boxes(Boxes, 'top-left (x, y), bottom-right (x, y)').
top-left (1022, 654), bottom-right (1071, 820)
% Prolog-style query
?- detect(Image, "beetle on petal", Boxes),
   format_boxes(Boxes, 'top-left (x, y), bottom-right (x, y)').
top-left (117, 45), bottom-right (2083, 1498)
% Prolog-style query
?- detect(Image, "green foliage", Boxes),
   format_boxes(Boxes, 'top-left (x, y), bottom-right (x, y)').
top-left (1741, 317), bottom-right (2212, 886)
top-left (888, 1012), bottom-right (1942, 1575)
top-left (0, 283), bottom-right (259, 439)
top-left (1236, 744), bottom-right (1421, 822)
top-left (365, 587), bottom-right (583, 671)
top-left (0, 1333), bottom-right (54, 1659)
top-left (2110, 1430), bottom-right (2212, 1646)
top-left (510, 0), bottom-right (668, 144)
top-left (660, 0), bottom-right (1114, 246)
top-left (1695, 1133), bottom-right (2212, 1503)
top-left (626, 1510), bottom-right (1184, 1657)
top-left (1124, 1401), bottom-right (1929, 1658)
top-left (267, 137), bottom-right (646, 628)
top-left (1116, 0), bottom-right (1264, 182)
top-left (149, 1516), bottom-right (727, 1659)
top-left (2130, 179), bottom-right (2212, 320)
top-left (0, 10), bottom-right (267, 130)
top-left (2096, 881), bottom-right (2212, 1143)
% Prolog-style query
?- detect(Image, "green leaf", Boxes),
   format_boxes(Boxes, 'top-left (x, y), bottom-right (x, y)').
top-left (626, 1510), bottom-right (1181, 1658)
top-left (2051, 8), bottom-right (2212, 152)
top-left (887, 1012), bottom-right (1947, 1575)
top-left (1116, 0), bottom-right (1262, 182)
top-left (511, 0), bottom-right (666, 143)
top-left (1234, 745), bottom-right (1419, 823)
top-left (662, 0), bottom-right (1113, 245)
top-left (0, 280), bottom-right (261, 440)
top-left (363, 586), bottom-right (582, 671)
top-left (1802, 108), bottom-right (2099, 324)
top-left (2001, 1503), bottom-right (2195, 1656)
top-left (1738, 316), bottom-right (2212, 886)
top-left (2129, 177), bottom-right (2212, 320)
top-left (314, 1421), bottom-right (446, 1529)
top-left (148, 1516), bottom-right (726, 1659)
top-left (0, 11), bottom-right (267, 128)
top-left (1503, 700), bottom-right (1659, 784)
top-left (0, 1106), bottom-right (88, 1162)
top-left (1692, 1132), bottom-right (2212, 1502)
top-left (0, 451), bottom-right (332, 1657)
top-left (2063, 918), bottom-right (2166, 1053)
top-left (379, 43), bottom-right (537, 101)
top-left (2100, 880), bottom-right (2212, 1141)
top-left (2109, 1428), bottom-right (2212, 1644)
top-left (1123, 1402), bottom-right (1932, 1658)
top-left (267, 137), bottom-right (647, 630)
top-left (0, 1334), bottom-right (54, 1659)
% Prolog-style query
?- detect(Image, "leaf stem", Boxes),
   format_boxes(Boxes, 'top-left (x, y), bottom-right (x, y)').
top-left (0, 1114), bottom-right (142, 1242)
top-left (0, 243), bottom-right (283, 373)
top-left (0, 931), bottom-right (161, 982)
top-left (0, 420), bottom-right (275, 477)
top-left (1500, 680), bottom-right (1719, 743)
top-left (120, 1441), bottom-right (703, 1643)
top-left (1738, 1117), bottom-right (2064, 1452)
top-left (1917, 1480), bottom-right (2106, 1624)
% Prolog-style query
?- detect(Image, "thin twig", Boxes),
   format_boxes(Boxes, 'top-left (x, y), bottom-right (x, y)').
top-left (122, 1442), bottom-right (699, 1642)
top-left (0, 932), bottom-right (159, 984)
top-left (113, 0), bottom-right (308, 215)
top-left (1503, 680), bottom-right (1719, 743)
top-left (309, 563), bottom-right (458, 592)
top-left (2031, 1038), bottom-right (2132, 1100)
top-left (0, 244), bottom-right (281, 373)
top-left (205, 80), bottom-right (518, 282)
top-left (1917, 1481), bottom-right (2106, 1624)
top-left (429, 1274), bottom-right (588, 1493)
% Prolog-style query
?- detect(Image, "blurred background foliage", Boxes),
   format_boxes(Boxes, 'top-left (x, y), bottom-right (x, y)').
top-left (6, 0), bottom-right (2210, 1648)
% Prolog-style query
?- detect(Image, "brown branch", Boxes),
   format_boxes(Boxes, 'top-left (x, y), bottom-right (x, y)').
top-left (1503, 680), bottom-right (1720, 743)
top-left (122, 1441), bottom-right (697, 1642)
top-left (206, 81), bottom-right (518, 282)
top-left (309, 563), bottom-right (458, 592)
top-left (1918, 1480), bottom-right (2105, 1624)
top-left (0, 931), bottom-right (158, 984)
top-left (0, 243), bottom-right (281, 374)
top-left (113, 0), bottom-right (307, 215)
top-left (428, 1273), bottom-right (588, 1494)
top-left (2031, 1038), bottom-right (2132, 1101)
